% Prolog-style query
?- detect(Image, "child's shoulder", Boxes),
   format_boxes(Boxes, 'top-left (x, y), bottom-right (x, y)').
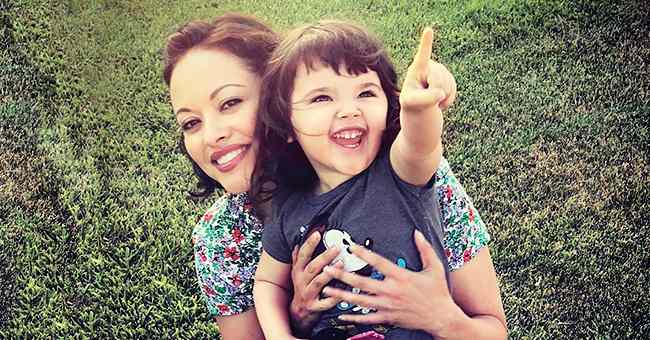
top-left (273, 187), bottom-right (313, 215)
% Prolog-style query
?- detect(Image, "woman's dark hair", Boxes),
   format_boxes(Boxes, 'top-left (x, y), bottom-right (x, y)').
top-left (252, 20), bottom-right (401, 200)
top-left (163, 13), bottom-right (278, 198)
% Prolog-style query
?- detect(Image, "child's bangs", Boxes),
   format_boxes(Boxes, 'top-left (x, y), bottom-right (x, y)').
top-left (291, 26), bottom-right (384, 77)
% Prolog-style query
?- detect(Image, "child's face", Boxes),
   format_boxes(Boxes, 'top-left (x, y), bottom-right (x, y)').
top-left (170, 49), bottom-right (260, 193)
top-left (290, 62), bottom-right (388, 192)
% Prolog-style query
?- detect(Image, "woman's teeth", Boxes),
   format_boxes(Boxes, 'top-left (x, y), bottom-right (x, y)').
top-left (217, 147), bottom-right (245, 165)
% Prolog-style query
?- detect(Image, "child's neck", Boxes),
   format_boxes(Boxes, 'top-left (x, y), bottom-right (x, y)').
top-left (315, 172), bottom-right (354, 195)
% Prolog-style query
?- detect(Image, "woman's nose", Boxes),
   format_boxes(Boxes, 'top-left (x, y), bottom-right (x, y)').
top-left (202, 115), bottom-right (231, 146)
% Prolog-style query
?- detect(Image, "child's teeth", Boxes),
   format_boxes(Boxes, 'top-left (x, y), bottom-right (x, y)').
top-left (336, 131), bottom-right (362, 139)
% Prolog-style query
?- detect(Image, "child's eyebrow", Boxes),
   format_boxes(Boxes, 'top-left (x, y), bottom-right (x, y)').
top-left (356, 82), bottom-right (382, 90)
top-left (293, 86), bottom-right (331, 103)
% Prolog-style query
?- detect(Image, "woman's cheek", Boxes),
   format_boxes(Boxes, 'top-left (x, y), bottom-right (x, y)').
top-left (184, 134), bottom-right (204, 164)
top-left (242, 105), bottom-right (259, 137)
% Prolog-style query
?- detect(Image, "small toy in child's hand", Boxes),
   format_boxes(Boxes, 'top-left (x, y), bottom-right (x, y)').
top-left (347, 330), bottom-right (385, 340)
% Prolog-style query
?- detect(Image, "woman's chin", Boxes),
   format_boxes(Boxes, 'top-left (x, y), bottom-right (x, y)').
top-left (221, 179), bottom-right (251, 194)
top-left (206, 161), bottom-right (254, 194)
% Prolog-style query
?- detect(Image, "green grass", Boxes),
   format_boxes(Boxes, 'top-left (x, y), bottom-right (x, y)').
top-left (1, 0), bottom-right (648, 338)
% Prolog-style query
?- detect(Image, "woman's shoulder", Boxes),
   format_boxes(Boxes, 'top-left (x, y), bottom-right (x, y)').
top-left (191, 192), bottom-right (264, 318)
top-left (192, 192), bottom-right (263, 245)
top-left (434, 157), bottom-right (452, 184)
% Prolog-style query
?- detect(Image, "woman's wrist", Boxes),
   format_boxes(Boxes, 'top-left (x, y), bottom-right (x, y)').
top-left (425, 298), bottom-right (469, 339)
top-left (288, 300), bottom-right (317, 336)
top-left (427, 303), bottom-right (508, 340)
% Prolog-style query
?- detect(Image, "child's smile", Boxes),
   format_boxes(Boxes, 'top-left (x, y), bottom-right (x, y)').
top-left (330, 126), bottom-right (365, 149)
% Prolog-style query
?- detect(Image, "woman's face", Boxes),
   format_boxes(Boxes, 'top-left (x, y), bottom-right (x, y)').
top-left (170, 49), bottom-right (260, 193)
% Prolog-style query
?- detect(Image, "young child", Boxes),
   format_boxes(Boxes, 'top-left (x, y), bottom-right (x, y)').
top-left (253, 20), bottom-right (456, 340)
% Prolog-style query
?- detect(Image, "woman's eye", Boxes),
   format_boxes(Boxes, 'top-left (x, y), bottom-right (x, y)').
top-left (221, 98), bottom-right (242, 111)
top-left (359, 90), bottom-right (376, 98)
top-left (311, 95), bottom-right (332, 103)
top-left (181, 119), bottom-right (200, 131)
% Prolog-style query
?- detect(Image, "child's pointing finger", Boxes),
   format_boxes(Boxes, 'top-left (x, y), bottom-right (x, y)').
top-left (413, 27), bottom-right (434, 75)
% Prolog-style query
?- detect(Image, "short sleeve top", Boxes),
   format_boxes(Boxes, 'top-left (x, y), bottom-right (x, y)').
top-left (191, 192), bottom-right (263, 317)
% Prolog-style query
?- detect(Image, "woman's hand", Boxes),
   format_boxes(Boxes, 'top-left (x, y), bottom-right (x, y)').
top-left (289, 232), bottom-right (343, 335)
top-left (321, 230), bottom-right (461, 336)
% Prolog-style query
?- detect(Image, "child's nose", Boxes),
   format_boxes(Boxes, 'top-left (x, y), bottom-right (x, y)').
top-left (336, 106), bottom-right (362, 119)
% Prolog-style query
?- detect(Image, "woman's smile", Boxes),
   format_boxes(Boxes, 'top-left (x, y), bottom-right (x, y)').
top-left (210, 144), bottom-right (251, 172)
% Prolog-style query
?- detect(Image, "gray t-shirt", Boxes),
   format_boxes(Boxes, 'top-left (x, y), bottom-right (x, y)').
top-left (263, 151), bottom-right (448, 340)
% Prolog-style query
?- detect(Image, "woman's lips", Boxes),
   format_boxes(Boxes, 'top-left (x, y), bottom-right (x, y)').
top-left (210, 144), bottom-right (249, 172)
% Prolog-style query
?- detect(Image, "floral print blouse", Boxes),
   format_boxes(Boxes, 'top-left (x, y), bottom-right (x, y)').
top-left (191, 158), bottom-right (490, 317)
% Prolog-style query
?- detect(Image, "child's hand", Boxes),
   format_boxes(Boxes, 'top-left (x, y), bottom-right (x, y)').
top-left (399, 28), bottom-right (456, 116)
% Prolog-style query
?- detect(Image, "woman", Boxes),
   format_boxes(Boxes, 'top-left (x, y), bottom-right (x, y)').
top-left (163, 13), bottom-right (506, 340)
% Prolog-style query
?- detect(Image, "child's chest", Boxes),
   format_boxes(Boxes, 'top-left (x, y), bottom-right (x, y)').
top-left (283, 187), bottom-right (438, 274)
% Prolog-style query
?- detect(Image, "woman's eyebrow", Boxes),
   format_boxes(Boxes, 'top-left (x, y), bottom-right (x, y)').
top-left (209, 83), bottom-right (244, 100)
top-left (175, 107), bottom-right (192, 117)
top-left (175, 83), bottom-right (245, 116)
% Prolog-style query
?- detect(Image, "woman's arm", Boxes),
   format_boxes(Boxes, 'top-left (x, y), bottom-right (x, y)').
top-left (435, 247), bottom-right (507, 339)
top-left (435, 158), bottom-right (490, 271)
top-left (253, 250), bottom-right (294, 340)
top-left (432, 162), bottom-right (506, 337)
top-left (215, 311), bottom-right (265, 340)
top-left (192, 193), bottom-right (267, 340)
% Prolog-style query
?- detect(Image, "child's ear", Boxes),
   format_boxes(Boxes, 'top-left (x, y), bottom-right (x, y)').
top-left (287, 135), bottom-right (294, 143)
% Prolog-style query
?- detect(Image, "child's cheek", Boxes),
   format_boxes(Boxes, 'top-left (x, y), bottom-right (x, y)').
top-left (368, 112), bottom-right (388, 132)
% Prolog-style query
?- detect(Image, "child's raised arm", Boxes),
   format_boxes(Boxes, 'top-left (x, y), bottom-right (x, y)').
top-left (253, 251), bottom-right (295, 340)
top-left (390, 28), bottom-right (457, 186)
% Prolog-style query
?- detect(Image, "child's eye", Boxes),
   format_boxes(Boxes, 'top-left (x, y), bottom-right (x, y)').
top-left (359, 90), bottom-right (376, 98)
top-left (311, 95), bottom-right (332, 103)
top-left (181, 119), bottom-right (200, 131)
top-left (221, 98), bottom-right (242, 111)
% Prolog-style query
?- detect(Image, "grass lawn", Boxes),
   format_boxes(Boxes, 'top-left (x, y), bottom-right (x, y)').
top-left (1, 0), bottom-right (648, 338)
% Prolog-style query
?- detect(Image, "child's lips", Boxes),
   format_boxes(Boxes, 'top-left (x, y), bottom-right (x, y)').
top-left (330, 127), bottom-right (366, 148)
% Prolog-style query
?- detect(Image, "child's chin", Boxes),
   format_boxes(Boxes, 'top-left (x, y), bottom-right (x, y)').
top-left (337, 161), bottom-right (372, 177)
